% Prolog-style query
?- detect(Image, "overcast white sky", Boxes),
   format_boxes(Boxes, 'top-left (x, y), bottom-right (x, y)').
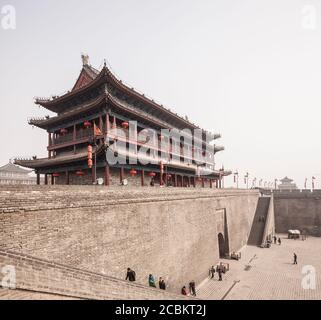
top-left (1, 0), bottom-right (321, 188)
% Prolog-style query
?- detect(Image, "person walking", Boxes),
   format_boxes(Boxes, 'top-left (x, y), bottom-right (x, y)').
top-left (293, 253), bottom-right (298, 265)
top-left (126, 268), bottom-right (136, 282)
top-left (218, 267), bottom-right (223, 281)
top-left (159, 277), bottom-right (166, 290)
top-left (148, 274), bottom-right (156, 288)
top-left (278, 237), bottom-right (282, 245)
top-left (189, 280), bottom-right (196, 296)
top-left (209, 266), bottom-right (216, 279)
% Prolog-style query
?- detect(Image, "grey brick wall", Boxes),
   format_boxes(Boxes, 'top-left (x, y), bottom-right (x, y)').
top-left (0, 186), bottom-right (259, 295)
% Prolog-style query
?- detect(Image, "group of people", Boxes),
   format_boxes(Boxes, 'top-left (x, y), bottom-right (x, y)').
top-left (126, 268), bottom-right (198, 296)
top-left (273, 236), bottom-right (282, 245)
top-left (126, 268), bottom-right (167, 291)
top-left (209, 264), bottom-right (225, 281)
top-left (181, 280), bottom-right (196, 296)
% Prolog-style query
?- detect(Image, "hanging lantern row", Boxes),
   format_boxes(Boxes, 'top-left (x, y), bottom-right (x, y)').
top-left (52, 173), bottom-right (60, 178)
top-left (149, 172), bottom-right (156, 178)
top-left (130, 169), bottom-right (137, 177)
top-left (84, 121), bottom-right (92, 128)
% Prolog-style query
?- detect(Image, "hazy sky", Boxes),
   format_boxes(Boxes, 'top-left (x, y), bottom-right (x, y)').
top-left (1, 0), bottom-right (321, 188)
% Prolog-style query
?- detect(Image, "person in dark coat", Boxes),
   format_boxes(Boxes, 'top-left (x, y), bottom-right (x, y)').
top-left (217, 265), bottom-right (223, 281)
top-left (126, 268), bottom-right (136, 282)
top-left (159, 277), bottom-right (166, 290)
top-left (273, 236), bottom-right (277, 244)
top-left (189, 281), bottom-right (196, 296)
top-left (181, 286), bottom-right (188, 295)
top-left (209, 266), bottom-right (216, 279)
top-left (293, 253), bottom-right (298, 265)
top-left (278, 238), bottom-right (282, 245)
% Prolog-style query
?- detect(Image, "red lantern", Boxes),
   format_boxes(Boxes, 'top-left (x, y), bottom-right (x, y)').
top-left (52, 173), bottom-right (60, 177)
top-left (149, 172), bottom-right (156, 178)
top-left (130, 169), bottom-right (137, 177)
top-left (122, 122), bottom-right (129, 129)
top-left (84, 121), bottom-right (91, 128)
top-left (76, 170), bottom-right (85, 176)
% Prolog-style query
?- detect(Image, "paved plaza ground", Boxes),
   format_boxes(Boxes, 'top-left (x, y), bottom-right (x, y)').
top-left (197, 235), bottom-right (321, 300)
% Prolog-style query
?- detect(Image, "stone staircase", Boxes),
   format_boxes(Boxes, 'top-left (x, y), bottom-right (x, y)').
top-left (247, 197), bottom-right (271, 246)
top-left (0, 250), bottom-right (195, 300)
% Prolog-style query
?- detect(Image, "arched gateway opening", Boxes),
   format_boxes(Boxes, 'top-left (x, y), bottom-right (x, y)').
top-left (218, 233), bottom-right (227, 258)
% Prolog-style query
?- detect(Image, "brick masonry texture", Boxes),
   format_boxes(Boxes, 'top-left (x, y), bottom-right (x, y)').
top-left (0, 185), bottom-right (259, 297)
top-left (0, 250), bottom-right (191, 300)
top-left (274, 192), bottom-right (321, 236)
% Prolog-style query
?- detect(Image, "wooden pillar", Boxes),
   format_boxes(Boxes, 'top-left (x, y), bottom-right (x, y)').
top-left (120, 167), bottom-right (124, 183)
top-left (141, 170), bottom-right (145, 186)
top-left (173, 174), bottom-right (177, 187)
top-left (210, 179), bottom-right (213, 189)
top-left (48, 133), bottom-right (52, 159)
top-left (104, 164), bottom-right (110, 186)
top-left (36, 173), bottom-right (40, 185)
top-left (99, 116), bottom-right (103, 131)
top-left (99, 116), bottom-right (103, 145)
top-left (193, 177), bottom-right (196, 188)
top-left (113, 116), bottom-right (117, 129)
top-left (105, 113), bottom-right (110, 135)
top-left (188, 177), bottom-right (191, 188)
top-left (202, 178), bottom-right (205, 188)
top-left (51, 174), bottom-right (55, 185)
top-left (92, 166), bottom-right (95, 184)
top-left (44, 174), bottom-right (48, 185)
top-left (160, 162), bottom-right (164, 186)
top-left (66, 171), bottom-right (70, 185)
top-left (73, 124), bottom-right (76, 154)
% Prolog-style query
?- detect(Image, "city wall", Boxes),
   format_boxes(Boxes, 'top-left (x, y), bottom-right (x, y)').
top-left (274, 191), bottom-right (321, 236)
top-left (0, 186), bottom-right (259, 295)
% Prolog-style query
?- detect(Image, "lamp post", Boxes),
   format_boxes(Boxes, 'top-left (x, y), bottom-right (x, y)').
top-left (244, 172), bottom-right (249, 189)
top-left (234, 170), bottom-right (239, 189)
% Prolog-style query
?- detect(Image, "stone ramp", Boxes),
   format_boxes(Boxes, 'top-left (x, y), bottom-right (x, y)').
top-left (0, 250), bottom-right (194, 300)
top-left (247, 197), bottom-right (271, 246)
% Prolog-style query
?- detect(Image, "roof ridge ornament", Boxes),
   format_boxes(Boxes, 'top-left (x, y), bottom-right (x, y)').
top-left (81, 53), bottom-right (90, 66)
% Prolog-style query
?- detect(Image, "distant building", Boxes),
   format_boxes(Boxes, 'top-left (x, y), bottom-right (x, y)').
top-left (278, 177), bottom-right (298, 191)
top-left (0, 162), bottom-right (37, 185)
